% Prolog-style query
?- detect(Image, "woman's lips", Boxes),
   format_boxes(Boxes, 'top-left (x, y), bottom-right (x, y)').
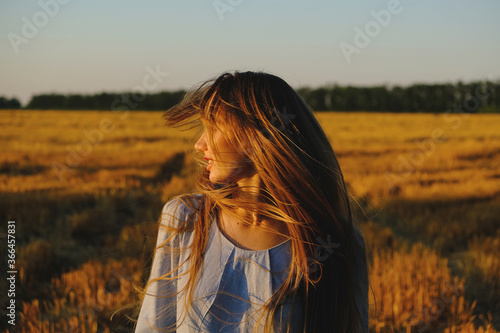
top-left (204, 157), bottom-right (212, 170)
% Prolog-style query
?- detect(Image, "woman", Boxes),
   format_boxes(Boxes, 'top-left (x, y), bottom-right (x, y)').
top-left (134, 71), bottom-right (368, 332)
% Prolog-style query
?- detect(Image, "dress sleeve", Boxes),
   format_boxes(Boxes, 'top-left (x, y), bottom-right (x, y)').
top-left (135, 199), bottom-right (184, 333)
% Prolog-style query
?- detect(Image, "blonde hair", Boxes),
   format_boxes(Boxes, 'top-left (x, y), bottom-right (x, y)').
top-left (134, 71), bottom-right (366, 332)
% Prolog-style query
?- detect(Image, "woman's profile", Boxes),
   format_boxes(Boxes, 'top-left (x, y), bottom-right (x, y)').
top-left (134, 71), bottom-right (368, 332)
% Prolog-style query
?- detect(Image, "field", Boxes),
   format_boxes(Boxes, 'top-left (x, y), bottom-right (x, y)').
top-left (1, 109), bottom-right (499, 332)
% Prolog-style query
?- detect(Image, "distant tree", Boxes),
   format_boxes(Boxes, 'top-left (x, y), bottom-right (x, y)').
top-left (343, 86), bottom-right (359, 111)
top-left (27, 94), bottom-right (66, 109)
top-left (308, 87), bottom-right (328, 111)
top-left (93, 92), bottom-right (119, 110)
top-left (388, 86), bottom-right (404, 112)
top-left (0, 96), bottom-right (21, 109)
top-left (368, 86), bottom-right (388, 111)
top-left (137, 90), bottom-right (186, 110)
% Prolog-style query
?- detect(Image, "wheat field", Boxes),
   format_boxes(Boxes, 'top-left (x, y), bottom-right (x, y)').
top-left (1, 110), bottom-right (499, 332)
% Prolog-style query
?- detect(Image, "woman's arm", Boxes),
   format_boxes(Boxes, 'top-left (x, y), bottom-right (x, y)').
top-left (134, 199), bottom-right (184, 333)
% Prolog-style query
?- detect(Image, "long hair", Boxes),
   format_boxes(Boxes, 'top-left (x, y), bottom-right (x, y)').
top-left (137, 71), bottom-right (366, 332)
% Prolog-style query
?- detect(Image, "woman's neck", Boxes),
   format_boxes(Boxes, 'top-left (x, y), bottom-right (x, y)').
top-left (218, 172), bottom-right (290, 250)
top-left (233, 171), bottom-right (260, 203)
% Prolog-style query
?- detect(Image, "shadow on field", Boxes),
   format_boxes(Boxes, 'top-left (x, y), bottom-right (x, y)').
top-left (0, 152), bottom-right (194, 332)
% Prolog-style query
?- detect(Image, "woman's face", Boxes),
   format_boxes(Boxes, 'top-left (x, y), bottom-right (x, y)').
top-left (194, 120), bottom-right (253, 184)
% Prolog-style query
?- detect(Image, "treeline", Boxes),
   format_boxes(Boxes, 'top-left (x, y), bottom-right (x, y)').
top-left (25, 91), bottom-right (186, 111)
top-left (297, 81), bottom-right (499, 113)
top-left (2, 80), bottom-right (499, 112)
top-left (0, 97), bottom-right (21, 109)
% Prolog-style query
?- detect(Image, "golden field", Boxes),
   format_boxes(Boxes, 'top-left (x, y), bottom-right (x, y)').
top-left (1, 110), bottom-right (499, 332)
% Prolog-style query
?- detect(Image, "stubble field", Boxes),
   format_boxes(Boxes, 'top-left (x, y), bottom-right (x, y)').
top-left (1, 110), bottom-right (499, 332)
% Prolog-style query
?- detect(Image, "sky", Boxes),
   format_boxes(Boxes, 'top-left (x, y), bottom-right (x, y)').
top-left (1, 0), bottom-right (499, 105)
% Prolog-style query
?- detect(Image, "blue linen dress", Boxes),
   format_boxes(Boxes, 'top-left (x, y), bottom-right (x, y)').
top-left (135, 195), bottom-right (368, 332)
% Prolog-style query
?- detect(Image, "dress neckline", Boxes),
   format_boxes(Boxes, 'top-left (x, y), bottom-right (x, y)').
top-left (213, 214), bottom-right (291, 254)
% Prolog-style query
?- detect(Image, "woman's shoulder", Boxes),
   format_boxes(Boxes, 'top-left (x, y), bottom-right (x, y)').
top-left (159, 193), bottom-right (204, 229)
top-left (352, 223), bottom-right (367, 275)
top-left (353, 224), bottom-right (366, 251)
top-left (155, 193), bottom-right (204, 248)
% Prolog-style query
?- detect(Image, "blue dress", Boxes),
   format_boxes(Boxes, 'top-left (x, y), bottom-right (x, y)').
top-left (135, 195), bottom-right (368, 332)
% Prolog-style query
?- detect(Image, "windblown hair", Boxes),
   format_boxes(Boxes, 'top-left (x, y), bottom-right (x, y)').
top-left (135, 71), bottom-right (367, 332)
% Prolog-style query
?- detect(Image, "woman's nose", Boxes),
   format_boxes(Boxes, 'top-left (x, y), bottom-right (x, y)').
top-left (194, 131), bottom-right (207, 152)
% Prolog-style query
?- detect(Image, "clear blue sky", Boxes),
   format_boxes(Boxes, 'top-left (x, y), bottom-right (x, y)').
top-left (1, 0), bottom-right (499, 105)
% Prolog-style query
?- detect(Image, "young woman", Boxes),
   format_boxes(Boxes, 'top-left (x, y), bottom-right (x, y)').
top-left (134, 71), bottom-right (368, 332)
